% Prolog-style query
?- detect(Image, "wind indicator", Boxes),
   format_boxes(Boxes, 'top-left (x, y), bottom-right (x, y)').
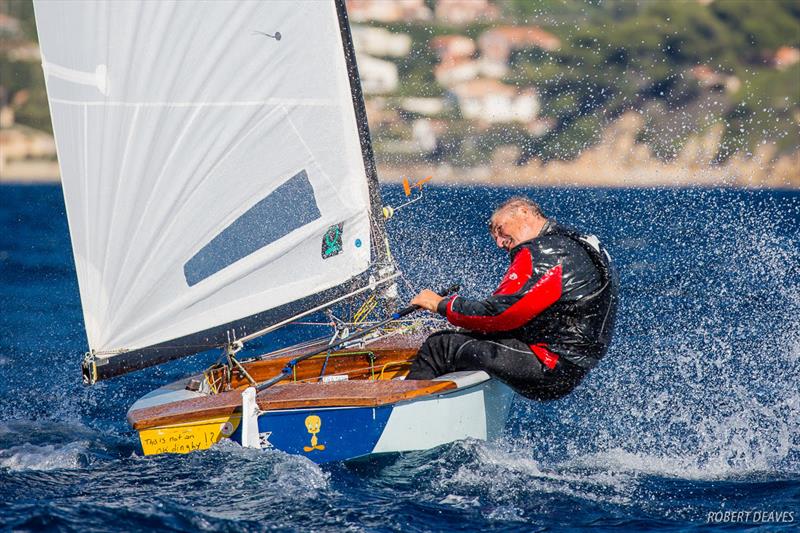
top-left (383, 176), bottom-right (433, 219)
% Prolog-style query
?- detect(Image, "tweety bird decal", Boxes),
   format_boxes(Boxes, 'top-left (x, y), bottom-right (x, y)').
top-left (303, 415), bottom-right (325, 452)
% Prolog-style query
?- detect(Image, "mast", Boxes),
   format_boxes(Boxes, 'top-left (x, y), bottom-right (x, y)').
top-left (334, 0), bottom-right (392, 267)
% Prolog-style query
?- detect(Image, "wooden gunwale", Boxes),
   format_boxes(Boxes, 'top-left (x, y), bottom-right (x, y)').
top-left (128, 379), bottom-right (455, 430)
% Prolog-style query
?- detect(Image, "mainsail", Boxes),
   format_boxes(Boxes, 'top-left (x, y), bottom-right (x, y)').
top-left (33, 0), bottom-right (394, 382)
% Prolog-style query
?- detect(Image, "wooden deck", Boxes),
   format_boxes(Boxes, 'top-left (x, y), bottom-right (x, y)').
top-left (128, 379), bottom-right (455, 430)
top-left (128, 335), bottom-right (439, 431)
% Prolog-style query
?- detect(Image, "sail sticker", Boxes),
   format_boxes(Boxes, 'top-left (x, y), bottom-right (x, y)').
top-left (184, 169), bottom-right (321, 286)
top-left (321, 223), bottom-right (344, 259)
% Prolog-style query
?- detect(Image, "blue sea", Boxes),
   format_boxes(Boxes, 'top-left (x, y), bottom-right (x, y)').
top-left (1, 184), bottom-right (798, 531)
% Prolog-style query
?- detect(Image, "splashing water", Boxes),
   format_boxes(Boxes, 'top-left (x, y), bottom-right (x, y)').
top-left (1, 184), bottom-right (798, 530)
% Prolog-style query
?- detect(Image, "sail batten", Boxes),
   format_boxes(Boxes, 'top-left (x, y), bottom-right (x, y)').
top-left (34, 0), bottom-right (394, 382)
top-left (47, 99), bottom-right (343, 107)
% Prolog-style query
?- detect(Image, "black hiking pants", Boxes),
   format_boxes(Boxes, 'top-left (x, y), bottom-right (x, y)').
top-left (406, 330), bottom-right (587, 401)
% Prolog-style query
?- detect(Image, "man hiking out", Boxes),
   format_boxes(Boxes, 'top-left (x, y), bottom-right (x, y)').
top-left (406, 196), bottom-right (618, 401)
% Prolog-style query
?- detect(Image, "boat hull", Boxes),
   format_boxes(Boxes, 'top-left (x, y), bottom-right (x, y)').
top-left (128, 338), bottom-right (516, 463)
top-left (131, 373), bottom-right (514, 463)
top-left (231, 377), bottom-right (513, 463)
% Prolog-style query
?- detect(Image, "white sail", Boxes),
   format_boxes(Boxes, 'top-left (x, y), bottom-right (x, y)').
top-left (34, 0), bottom-right (389, 374)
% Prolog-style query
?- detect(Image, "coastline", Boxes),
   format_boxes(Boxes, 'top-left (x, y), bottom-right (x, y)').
top-left (0, 159), bottom-right (60, 184)
top-left (378, 114), bottom-right (800, 190)
top-left (6, 114), bottom-right (796, 189)
top-left (376, 162), bottom-right (800, 189)
top-left (2, 161), bottom-right (798, 189)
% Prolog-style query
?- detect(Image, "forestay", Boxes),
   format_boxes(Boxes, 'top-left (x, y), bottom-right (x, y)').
top-left (33, 0), bottom-right (393, 381)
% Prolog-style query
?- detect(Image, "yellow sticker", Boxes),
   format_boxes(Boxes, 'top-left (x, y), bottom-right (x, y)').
top-left (302, 415), bottom-right (325, 452)
top-left (138, 415), bottom-right (241, 455)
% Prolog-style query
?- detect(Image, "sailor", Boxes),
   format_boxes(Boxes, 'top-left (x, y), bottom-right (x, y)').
top-left (406, 196), bottom-right (618, 400)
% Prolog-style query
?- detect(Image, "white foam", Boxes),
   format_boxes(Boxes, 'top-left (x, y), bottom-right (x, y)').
top-left (432, 440), bottom-right (636, 508)
top-left (204, 439), bottom-right (331, 495)
top-left (0, 441), bottom-right (91, 471)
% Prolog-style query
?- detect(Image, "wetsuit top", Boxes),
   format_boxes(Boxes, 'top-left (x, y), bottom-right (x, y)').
top-left (436, 220), bottom-right (619, 369)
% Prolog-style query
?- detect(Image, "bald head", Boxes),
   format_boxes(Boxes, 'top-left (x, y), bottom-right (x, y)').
top-left (489, 196), bottom-right (547, 251)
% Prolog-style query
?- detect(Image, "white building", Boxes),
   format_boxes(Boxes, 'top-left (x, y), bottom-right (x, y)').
top-left (430, 35), bottom-right (476, 61)
top-left (450, 79), bottom-right (540, 124)
top-left (435, 58), bottom-right (481, 87)
top-left (356, 54), bottom-right (399, 94)
top-left (400, 97), bottom-right (445, 116)
top-left (412, 119), bottom-right (439, 152)
top-left (434, 0), bottom-right (500, 26)
top-left (435, 58), bottom-right (510, 87)
top-left (347, 0), bottom-right (431, 23)
top-left (351, 26), bottom-right (411, 57)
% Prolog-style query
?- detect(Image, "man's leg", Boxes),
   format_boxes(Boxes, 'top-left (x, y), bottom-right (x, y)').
top-left (407, 330), bottom-right (586, 400)
top-left (406, 330), bottom-right (476, 380)
top-left (449, 337), bottom-right (587, 400)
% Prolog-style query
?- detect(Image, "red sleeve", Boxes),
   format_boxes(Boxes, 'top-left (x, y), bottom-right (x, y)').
top-left (445, 248), bottom-right (563, 333)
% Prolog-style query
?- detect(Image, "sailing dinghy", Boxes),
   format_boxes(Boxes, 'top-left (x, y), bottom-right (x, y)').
top-left (34, 0), bottom-right (513, 463)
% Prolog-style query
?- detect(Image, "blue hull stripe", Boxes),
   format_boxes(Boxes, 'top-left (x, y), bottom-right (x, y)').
top-left (232, 405), bottom-right (393, 463)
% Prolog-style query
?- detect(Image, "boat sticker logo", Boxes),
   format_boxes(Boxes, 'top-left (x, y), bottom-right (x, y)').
top-left (321, 223), bottom-right (344, 259)
top-left (303, 415), bottom-right (326, 452)
top-left (259, 432), bottom-right (273, 448)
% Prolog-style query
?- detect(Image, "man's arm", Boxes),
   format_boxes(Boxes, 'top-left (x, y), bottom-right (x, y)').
top-left (439, 247), bottom-right (563, 333)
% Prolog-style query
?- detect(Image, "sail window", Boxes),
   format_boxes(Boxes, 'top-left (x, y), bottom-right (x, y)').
top-left (184, 170), bottom-right (321, 286)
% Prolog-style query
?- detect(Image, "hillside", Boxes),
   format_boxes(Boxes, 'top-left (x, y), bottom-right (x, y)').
top-left (1, 0), bottom-right (798, 186)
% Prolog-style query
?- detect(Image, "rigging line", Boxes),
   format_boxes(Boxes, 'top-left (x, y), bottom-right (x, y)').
top-left (290, 319), bottom-right (419, 326)
top-left (318, 346), bottom-right (334, 381)
top-left (229, 353), bottom-right (257, 387)
top-left (353, 294), bottom-right (377, 324)
top-left (397, 269), bottom-right (419, 298)
top-left (366, 210), bottom-right (383, 265)
top-left (236, 272), bottom-right (400, 345)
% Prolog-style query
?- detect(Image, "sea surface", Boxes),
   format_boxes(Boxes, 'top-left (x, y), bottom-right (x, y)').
top-left (1, 184), bottom-right (798, 532)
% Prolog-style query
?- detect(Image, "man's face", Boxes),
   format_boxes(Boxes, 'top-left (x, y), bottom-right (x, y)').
top-left (490, 208), bottom-right (529, 251)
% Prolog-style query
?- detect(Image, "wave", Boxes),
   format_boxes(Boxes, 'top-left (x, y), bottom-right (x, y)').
top-left (0, 441), bottom-right (92, 472)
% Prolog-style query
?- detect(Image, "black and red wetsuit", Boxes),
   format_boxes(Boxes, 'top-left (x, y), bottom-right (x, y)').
top-left (407, 220), bottom-right (619, 400)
